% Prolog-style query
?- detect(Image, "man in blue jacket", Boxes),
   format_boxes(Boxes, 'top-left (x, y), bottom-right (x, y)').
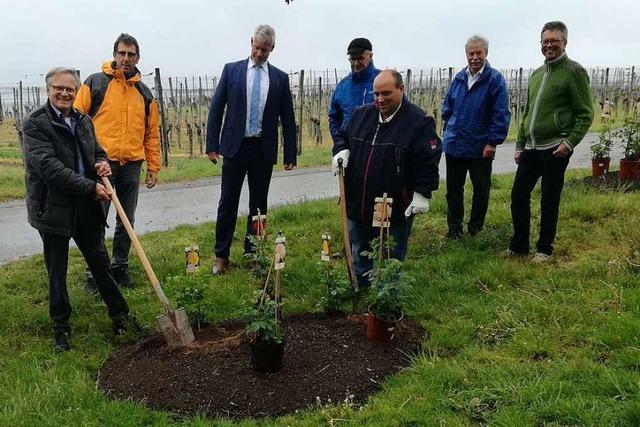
top-left (206, 25), bottom-right (297, 275)
top-left (328, 37), bottom-right (380, 149)
top-left (441, 35), bottom-right (510, 238)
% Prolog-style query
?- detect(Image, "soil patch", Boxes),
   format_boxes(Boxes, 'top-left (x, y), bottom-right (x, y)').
top-left (98, 313), bottom-right (426, 419)
top-left (577, 171), bottom-right (640, 191)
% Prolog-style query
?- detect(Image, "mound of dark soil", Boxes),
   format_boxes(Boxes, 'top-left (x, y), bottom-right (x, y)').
top-left (98, 313), bottom-right (425, 419)
top-left (579, 171), bottom-right (640, 191)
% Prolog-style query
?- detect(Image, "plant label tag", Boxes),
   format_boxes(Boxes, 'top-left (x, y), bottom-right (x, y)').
top-left (372, 194), bottom-right (393, 228)
top-left (275, 235), bottom-right (286, 270)
top-left (185, 245), bottom-right (200, 275)
top-left (321, 232), bottom-right (331, 262)
top-left (252, 211), bottom-right (267, 238)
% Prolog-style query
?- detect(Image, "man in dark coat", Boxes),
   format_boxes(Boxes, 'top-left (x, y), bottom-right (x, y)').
top-left (206, 24), bottom-right (297, 275)
top-left (22, 67), bottom-right (130, 352)
top-left (332, 70), bottom-right (442, 287)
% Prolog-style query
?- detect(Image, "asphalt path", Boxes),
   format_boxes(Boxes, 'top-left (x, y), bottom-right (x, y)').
top-left (0, 134), bottom-right (620, 265)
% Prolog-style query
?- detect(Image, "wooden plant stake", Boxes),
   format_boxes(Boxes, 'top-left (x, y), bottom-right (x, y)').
top-left (372, 193), bottom-right (393, 266)
top-left (252, 209), bottom-right (267, 239)
top-left (274, 232), bottom-right (286, 325)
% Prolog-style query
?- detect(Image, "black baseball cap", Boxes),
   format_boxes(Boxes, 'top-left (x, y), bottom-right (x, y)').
top-left (347, 38), bottom-right (372, 55)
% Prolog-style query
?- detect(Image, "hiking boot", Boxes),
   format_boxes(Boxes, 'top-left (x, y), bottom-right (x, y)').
top-left (84, 276), bottom-right (99, 295)
top-left (53, 331), bottom-right (70, 353)
top-left (531, 252), bottom-right (552, 264)
top-left (499, 249), bottom-right (527, 259)
top-left (112, 266), bottom-right (132, 288)
top-left (211, 257), bottom-right (229, 275)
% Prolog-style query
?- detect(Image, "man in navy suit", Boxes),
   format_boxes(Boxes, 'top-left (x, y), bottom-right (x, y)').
top-left (206, 24), bottom-right (297, 275)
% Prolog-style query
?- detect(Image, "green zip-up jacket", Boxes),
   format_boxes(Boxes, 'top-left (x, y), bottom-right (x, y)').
top-left (516, 53), bottom-right (593, 152)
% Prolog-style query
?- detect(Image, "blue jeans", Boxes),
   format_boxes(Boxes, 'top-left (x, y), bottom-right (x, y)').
top-left (347, 216), bottom-right (414, 288)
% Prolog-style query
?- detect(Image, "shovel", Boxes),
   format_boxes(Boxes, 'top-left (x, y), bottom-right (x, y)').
top-left (102, 177), bottom-right (195, 348)
top-left (337, 158), bottom-right (358, 291)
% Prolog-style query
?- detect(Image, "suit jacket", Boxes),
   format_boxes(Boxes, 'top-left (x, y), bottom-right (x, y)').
top-left (206, 59), bottom-right (297, 165)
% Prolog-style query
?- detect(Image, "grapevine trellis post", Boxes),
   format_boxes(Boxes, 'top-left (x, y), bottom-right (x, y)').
top-left (154, 67), bottom-right (170, 167)
top-left (297, 69), bottom-right (304, 155)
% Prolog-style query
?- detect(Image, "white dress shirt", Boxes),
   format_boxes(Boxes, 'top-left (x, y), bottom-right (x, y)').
top-left (245, 58), bottom-right (270, 137)
top-left (466, 63), bottom-right (486, 90)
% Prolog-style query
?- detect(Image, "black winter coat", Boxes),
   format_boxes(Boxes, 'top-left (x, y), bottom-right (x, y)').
top-left (333, 101), bottom-right (442, 225)
top-left (23, 102), bottom-right (107, 236)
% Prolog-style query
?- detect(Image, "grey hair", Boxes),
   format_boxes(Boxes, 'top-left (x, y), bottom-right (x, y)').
top-left (465, 35), bottom-right (489, 53)
top-left (541, 21), bottom-right (568, 42)
top-left (45, 67), bottom-right (81, 88)
top-left (253, 24), bottom-right (276, 47)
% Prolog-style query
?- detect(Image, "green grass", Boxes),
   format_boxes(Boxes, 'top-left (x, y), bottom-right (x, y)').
top-left (1, 169), bottom-right (640, 425)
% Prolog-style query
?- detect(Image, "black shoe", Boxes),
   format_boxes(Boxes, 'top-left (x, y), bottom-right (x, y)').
top-left (112, 315), bottom-right (143, 337)
top-left (84, 276), bottom-right (99, 295)
top-left (53, 331), bottom-right (70, 353)
top-left (446, 230), bottom-right (463, 240)
top-left (112, 266), bottom-right (132, 288)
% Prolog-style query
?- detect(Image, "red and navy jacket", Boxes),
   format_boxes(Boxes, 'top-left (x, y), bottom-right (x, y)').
top-left (332, 101), bottom-right (442, 225)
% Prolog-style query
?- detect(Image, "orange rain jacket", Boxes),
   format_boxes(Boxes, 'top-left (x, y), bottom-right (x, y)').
top-left (74, 61), bottom-right (161, 172)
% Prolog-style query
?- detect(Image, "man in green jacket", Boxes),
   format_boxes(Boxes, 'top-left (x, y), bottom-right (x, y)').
top-left (506, 21), bottom-right (594, 263)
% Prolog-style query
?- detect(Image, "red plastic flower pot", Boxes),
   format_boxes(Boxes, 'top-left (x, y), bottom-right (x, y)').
top-left (591, 158), bottom-right (610, 177)
top-left (366, 307), bottom-right (402, 343)
top-left (619, 159), bottom-right (640, 182)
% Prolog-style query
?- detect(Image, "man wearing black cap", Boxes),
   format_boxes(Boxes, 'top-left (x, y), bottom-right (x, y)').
top-left (329, 37), bottom-right (380, 175)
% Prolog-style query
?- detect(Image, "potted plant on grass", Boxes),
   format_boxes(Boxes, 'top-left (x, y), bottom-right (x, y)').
top-left (591, 126), bottom-right (613, 176)
top-left (245, 290), bottom-right (285, 372)
top-left (363, 238), bottom-right (414, 343)
top-left (616, 116), bottom-right (640, 181)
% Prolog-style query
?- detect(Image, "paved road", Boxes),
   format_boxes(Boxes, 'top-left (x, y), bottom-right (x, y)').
top-left (0, 134), bottom-right (619, 265)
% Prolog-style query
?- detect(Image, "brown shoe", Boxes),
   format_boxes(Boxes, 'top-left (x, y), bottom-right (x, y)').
top-left (211, 257), bottom-right (229, 275)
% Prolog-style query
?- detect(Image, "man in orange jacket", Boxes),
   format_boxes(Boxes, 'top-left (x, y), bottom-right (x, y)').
top-left (74, 33), bottom-right (161, 291)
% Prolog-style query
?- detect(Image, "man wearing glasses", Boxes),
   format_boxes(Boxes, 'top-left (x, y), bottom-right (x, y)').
top-left (329, 38), bottom-right (380, 174)
top-left (75, 33), bottom-right (161, 291)
top-left (505, 21), bottom-right (593, 263)
top-left (23, 67), bottom-right (132, 352)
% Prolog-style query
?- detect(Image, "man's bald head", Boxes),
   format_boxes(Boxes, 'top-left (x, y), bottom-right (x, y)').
top-left (373, 70), bottom-right (404, 119)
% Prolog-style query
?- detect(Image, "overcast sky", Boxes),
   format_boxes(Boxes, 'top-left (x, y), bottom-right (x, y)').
top-left (1, 0), bottom-right (638, 86)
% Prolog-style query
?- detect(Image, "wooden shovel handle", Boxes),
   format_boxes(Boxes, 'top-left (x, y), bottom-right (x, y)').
top-left (102, 177), bottom-right (173, 311)
top-left (337, 160), bottom-right (359, 291)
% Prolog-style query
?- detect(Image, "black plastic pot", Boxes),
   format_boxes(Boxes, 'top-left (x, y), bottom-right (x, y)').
top-left (250, 338), bottom-right (285, 372)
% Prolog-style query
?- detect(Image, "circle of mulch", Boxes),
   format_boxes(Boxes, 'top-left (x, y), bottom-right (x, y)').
top-left (98, 313), bottom-right (426, 420)
top-left (577, 171), bottom-right (640, 191)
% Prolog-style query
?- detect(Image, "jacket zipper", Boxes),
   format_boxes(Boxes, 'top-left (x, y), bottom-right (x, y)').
top-left (528, 63), bottom-right (551, 149)
top-left (360, 123), bottom-right (381, 221)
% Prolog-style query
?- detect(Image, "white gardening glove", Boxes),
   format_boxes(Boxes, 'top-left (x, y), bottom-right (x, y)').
top-left (404, 192), bottom-right (430, 217)
top-left (331, 149), bottom-right (350, 176)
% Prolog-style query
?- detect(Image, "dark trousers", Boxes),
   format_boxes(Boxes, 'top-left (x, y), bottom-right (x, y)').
top-left (510, 148), bottom-right (570, 255)
top-left (40, 207), bottom-right (129, 333)
top-left (86, 161), bottom-right (141, 278)
top-left (347, 217), bottom-right (414, 288)
top-left (214, 138), bottom-right (274, 259)
top-left (445, 155), bottom-right (493, 234)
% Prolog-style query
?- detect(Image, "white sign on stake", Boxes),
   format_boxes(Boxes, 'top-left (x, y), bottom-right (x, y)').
top-left (275, 234), bottom-right (286, 270)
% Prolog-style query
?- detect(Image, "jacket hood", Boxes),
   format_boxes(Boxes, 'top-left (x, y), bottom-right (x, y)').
top-left (352, 61), bottom-right (377, 82)
top-left (101, 60), bottom-right (141, 82)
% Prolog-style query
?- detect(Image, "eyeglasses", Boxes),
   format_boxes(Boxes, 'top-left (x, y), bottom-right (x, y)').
top-left (48, 85), bottom-right (77, 95)
top-left (348, 55), bottom-right (369, 64)
top-left (540, 39), bottom-right (564, 47)
top-left (115, 50), bottom-right (139, 58)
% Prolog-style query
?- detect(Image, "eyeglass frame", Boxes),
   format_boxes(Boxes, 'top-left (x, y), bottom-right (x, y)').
top-left (540, 38), bottom-right (564, 47)
top-left (114, 50), bottom-right (139, 59)
top-left (347, 52), bottom-right (372, 64)
top-left (48, 85), bottom-right (77, 95)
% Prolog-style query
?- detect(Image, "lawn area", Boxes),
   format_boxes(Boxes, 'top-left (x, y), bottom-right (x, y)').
top-left (1, 169), bottom-right (639, 425)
